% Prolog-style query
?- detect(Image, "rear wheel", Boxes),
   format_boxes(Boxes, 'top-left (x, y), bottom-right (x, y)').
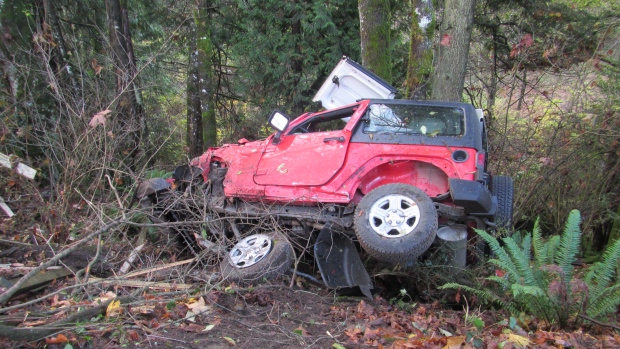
top-left (354, 184), bottom-right (438, 263)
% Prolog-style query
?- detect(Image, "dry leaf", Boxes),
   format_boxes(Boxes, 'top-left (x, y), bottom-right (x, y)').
top-left (106, 299), bottom-right (122, 317)
top-left (507, 333), bottom-right (531, 348)
top-left (91, 58), bottom-right (103, 76)
top-left (223, 336), bottom-right (236, 346)
top-left (89, 109), bottom-right (112, 128)
top-left (45, 334), bottom-right (69, 344)
top-left (94, 291), bottom-right (117, 305)
top-left (442, 336), bottom-right (465, 349)
top-left (186, 297), bottom-right (211, 322)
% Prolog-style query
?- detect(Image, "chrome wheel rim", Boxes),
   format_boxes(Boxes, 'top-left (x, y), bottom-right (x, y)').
top-left (228, 234), bottom-right (272, 268)
top-left (368, 194), bottom-right (420, 238)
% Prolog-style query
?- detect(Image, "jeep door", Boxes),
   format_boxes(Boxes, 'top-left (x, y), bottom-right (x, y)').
top-left (254, 106), bottom-right (359, 186)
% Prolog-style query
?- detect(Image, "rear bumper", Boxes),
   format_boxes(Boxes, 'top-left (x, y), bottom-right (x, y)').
top-left (449, 178), bottom-right (496, 216)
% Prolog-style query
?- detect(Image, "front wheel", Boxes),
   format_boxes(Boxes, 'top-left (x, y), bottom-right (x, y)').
top-left (354, 184), bottom-right (438, 263)
top-left (220, 232), bottom-right (294, 285)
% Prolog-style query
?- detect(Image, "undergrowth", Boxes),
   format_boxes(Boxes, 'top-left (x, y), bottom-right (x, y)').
top-left (441, 210), bottom-right (620, 329)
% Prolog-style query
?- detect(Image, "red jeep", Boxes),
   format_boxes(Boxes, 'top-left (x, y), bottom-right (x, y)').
top-left (137, 58), bottom-right (513, 296)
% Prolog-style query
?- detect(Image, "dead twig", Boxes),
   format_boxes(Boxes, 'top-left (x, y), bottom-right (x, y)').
top-left (123, 258), bottom-right (196, 278)
top-left (578, 314), bottom-right (620, 331)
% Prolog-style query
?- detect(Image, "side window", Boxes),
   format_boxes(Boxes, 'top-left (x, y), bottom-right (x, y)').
top-left (289, 108), bottom-right (354, 134)
top-left (363, 104), bottom-right (464, 136)
top-left (366, 104), bottom-right (405, 133)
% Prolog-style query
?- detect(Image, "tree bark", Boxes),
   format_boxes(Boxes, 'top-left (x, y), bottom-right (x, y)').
top-left (186, 17), bottom-right (204, 157)
top-left (358, 0), bottom-right (392, 84)
top-left (431, 0), bottom-right (475, 102)
top-left (105, 0), bottom-right (145, 168)
top-left (405, 0), bottom-right (433, 99)
top-left (185, 1), bottom-right (216, 155)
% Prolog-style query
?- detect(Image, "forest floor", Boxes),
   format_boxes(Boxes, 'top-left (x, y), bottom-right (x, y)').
top-left (0, 191), bottom-right (619, 348)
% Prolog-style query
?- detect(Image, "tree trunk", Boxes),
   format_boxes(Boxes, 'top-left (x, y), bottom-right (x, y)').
top-left (187, 0), bottom-right (216, 155)
top-left (405, 0), bottom-right (433, 100)
top-left (358, 0), bottom-right (392, 84)
top-left (105, 0), bottom-right (145, 168)
top-left (431, 0), bottom-right (475, 102)
top-left (186, 18), bottom-right (204, 158)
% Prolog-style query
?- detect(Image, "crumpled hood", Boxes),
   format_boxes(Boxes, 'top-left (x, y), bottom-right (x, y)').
top-left (191, 137), bottom-right (271, 181)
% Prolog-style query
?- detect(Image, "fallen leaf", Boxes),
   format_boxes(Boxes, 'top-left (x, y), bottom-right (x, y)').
top-left (187, 297), bottom-right (211, 314)
top-left (89, 109), bottom-right (112, 128)
top-left (507, 333), bottom-right (531, 348)
top-left (442, 336), bottom-right (465, 349)
top-left (128, 330), bottom-right (139, 341)
top-left (45, 334), bottom-right (69, 344)
top-left (95, 291), bottom-right (118, 305)
top-left (223, 336), bottom-right (236, 346)
top-left (294, 326), bottom-right (309, 336)
top-left (106, 299), bottom-right (122, 317)
top-left (203, 324), bottom-right (216, 332)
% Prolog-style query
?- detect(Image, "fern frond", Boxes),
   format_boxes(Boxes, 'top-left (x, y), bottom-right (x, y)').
top-left (486, 275), bottom-right (512, 289)
top-left (546, 235), bottom-right (560, 263)
top-left (521, 233), bottom-right (532, 266)
top-left (555, 210), bottom-right (581, 279)
top-left (511, 283), bottom-right (546, 298)
top-left (503, 236), bottom-right (536, 286)
top-left (532, 218), bottom-right (547, 266)
top-left (475, 229), bottom-right (520, 284)
top-left (440, 282), bottom-right (516, 313)
top-left (585, 239), bottom-right (620, 302)
top-left (586, 283), bottom-right (620, 318)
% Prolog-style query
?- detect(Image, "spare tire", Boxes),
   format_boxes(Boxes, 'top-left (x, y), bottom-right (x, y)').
top-left (491, 175), bottom-right (514, 230)
top-left (354, 184), bottom-right (438, 263)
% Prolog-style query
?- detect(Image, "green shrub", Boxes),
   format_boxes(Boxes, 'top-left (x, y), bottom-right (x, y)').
top-left (441, 210), bottom-right (620, 328)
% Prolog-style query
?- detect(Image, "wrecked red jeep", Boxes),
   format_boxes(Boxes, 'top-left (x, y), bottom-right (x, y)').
top-left (136, 58), bottom-right (513, 297)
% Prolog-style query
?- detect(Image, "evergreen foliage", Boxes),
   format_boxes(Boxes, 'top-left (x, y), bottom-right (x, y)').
top-left (441, 210), bottom-right (620, 328)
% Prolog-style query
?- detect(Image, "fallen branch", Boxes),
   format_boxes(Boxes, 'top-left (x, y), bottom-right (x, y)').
top-left (0, 294), bottom-right (136, 342)
top-left (123, 258), bottom-right (195, 279)
top-left (89, 277), bottom-right (193, 290)
top-left (118, 230), bottom-right (147, 275)
top-left (0, 219), bottom-right (122, 304)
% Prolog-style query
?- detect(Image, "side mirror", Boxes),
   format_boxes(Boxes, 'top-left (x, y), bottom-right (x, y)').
top-left (268, 110), bottom-right (290, 132)
top-left (268, 110), bottom-right (290, 144)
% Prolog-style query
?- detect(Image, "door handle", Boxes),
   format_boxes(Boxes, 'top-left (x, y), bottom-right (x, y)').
top-left (323, 136), bottom-right (345, 143)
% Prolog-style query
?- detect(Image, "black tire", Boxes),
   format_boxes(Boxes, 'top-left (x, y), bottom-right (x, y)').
top-left (220, 232), bottom-right (294, 285)
top-left (491, 175), bottom-right (514, 230)
top-left (353, 184), bottom-right (438, 263)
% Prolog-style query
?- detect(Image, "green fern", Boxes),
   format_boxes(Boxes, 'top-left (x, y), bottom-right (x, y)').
top-left (441, 210), bottom-right (600, 328)
top-left (532, 218), bottom-right (547, 266)
top-left (503, 236), bottom-right (536, 286)
top-left (584, 238), bottom-right (620, 318)
top-left (476, 229), bottom-right (520, 284)
top-left (555, 210), bottom-right (581, 279)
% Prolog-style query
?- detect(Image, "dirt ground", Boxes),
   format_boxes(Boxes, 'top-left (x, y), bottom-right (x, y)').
top-left (0, 216), bottom-right (619, 348)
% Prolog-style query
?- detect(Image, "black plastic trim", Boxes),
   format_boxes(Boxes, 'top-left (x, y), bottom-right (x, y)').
top-left (449, 178), bottom-right (494, 215)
